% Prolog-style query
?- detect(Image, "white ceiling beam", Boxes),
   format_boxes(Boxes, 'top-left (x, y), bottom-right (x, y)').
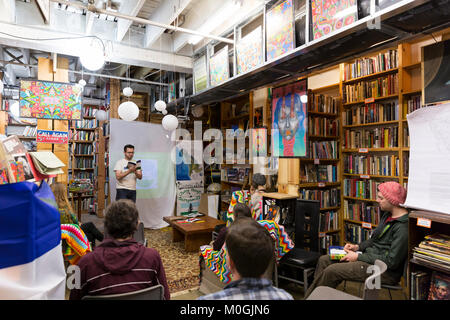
top-left (144, 0), bottom-right (192, 48)
top-left (35, 0), bottom-right (51, 24)
top-left (0, 0), bottom-right (15, 23)
top-left (116, 0), bottom-right (146, 42)
top-left (85, 11), bottom-right (96, 34)
top-left (0, 21), bottom-right (192, 73)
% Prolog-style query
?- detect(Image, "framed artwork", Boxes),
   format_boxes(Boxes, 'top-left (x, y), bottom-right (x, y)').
top-left (311, 0), bottom-right (358, 40)
top-left (193, 55), bottom-right (207, 93)
top-left (271, 80), bottom-right (308, 157)
top-left (209, 46), bottom-right (230, 86)
top-left (428, 271), bottom-right (450, 300)
top-left (266, 0), bottom-right (295, 61)
top-left (19, 80), bottom-right (82, 120)
top-left (423, 39), bottom-right (450, 105)
top-left (250, 127), bottom-right (268, 158)
top-left (236, 26), bottom-right (263, 74)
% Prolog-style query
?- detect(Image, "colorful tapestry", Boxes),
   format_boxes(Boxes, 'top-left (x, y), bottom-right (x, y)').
top-left (200, 220), bottom-right (294, 284)
top-left (209, 46), bottom-right (229, 86)
top-left (236, 26), bottom-right (263, 74)
top-left (61, 224), bottom-right (91, 265)
top-left (272, 80), bottom-right (308, 157)
top-left (266, 0), bottom-right (294, 61)
top-left (20, 80), bottom-right (82, 120)
top-left (311, 0), bottom-right (358, 40)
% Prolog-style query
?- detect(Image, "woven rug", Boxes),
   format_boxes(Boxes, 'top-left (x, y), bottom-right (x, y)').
top-left (144, 227), bottom-right (200, 294)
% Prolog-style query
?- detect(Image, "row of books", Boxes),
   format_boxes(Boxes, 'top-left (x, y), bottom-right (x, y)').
top-left (72, 131), bottom-right (95, 141)
top-left (404, 95), bottom-right (422, 115)
top-left (403, 126), bottom-right (409, 148)
top-left (6, 125), bottom-right (37, 137)
top-left (308, 93), bottom-right (339, 114)
top-left (309, 140), bottom-right (338, 159)
top-left (343, 199), bottom-right (381, 225)
top-left (74, 119), bottom-right (97, 129)
top-left (308, 117), bottom-right (339, 137)
top-left (72, 197), bottom-right (95, 213)
top-left (73, 158), bottom-right (94, 168)
top-left (73, 144), bottom-right (93, 154)
top-left (320, 233), bottom-right (340, 253)
top-left (413, 233), bottom-right (450, 273)
top-left (82, 107), bottom-right (99, 118)
top-left (302, 164), bottom-right (338, 183)
top-left (319, 211), bottom-right (339, 232)
top-left (69, 171), bottom-right (94, 180)
top-left (344, 74), bottom-right (399, 103)
top-left (342, 101), bottom-right (399, 126)
top-left (343, 49), bottom-right (398, 81)
top-left (343, 154), bottom-right (399, 177)
top-left (220, 167), bottom-right (250, 182)
top-left (298, 187), bottom-right (341, 208)
top-left (403, 153), bottom-right (409, 177)
top-left (343, 126), bottom-right (399, 148)
top-left (345, 223), bottom-right (371, 244)
top-left (343, 178), bottom-right (382, 200)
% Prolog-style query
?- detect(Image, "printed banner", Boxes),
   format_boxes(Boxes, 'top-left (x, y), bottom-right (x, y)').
top-left (236, 26), bottom-right (263, 74)
top-left (272, 80), bottom-right (308, 157)
top-left (266, 0), bottom-right (294, 61)
top-left (19, 80), bottom-right (82, 120)
top-left (176, 180), bottom-right (203, 216)
top-left (36, 130), bottom-right (69, 144)
top-left (209, 46), bottom-right (229, 86)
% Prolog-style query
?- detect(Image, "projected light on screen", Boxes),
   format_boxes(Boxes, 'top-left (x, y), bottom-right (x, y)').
top-left (137, 159), bottom-right (158, 190)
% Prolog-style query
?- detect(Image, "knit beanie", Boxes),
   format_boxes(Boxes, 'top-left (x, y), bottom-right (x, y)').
top-left (378, 181), bottom-right (407, 206)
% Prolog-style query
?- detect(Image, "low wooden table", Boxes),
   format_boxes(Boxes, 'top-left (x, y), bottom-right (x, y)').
top-left (163, 215), bottom-right (225, 252)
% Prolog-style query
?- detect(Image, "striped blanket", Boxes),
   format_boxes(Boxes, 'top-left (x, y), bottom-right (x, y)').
top-left (61, 224), bottom-right (91, 265)
top-left (200, 220), bottom-right (294, 284)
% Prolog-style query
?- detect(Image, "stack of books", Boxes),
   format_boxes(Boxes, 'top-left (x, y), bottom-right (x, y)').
top-left (413, 233), bottom-right (450, 272)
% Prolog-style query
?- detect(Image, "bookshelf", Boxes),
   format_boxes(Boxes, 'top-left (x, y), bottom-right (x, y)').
top-left (299, 83), bottom-right (342, 253)
top-left (94, 118), bottom-right (109, 218)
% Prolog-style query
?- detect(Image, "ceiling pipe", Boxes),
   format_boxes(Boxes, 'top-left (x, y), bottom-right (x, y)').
top-left (50, 0), bottom-right (235, 45)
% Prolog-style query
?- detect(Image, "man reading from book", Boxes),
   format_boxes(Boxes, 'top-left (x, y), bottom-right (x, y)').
top-left (305, 181), bottom-right (409, 298)
top-left (114, 144), bottom-right (142, 203)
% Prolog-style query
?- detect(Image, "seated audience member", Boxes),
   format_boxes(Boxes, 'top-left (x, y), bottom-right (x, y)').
top-left (249, 173), bottom-right (266, 220)
top-left (304, 181), bottom-right (408, 298)
top-left (213, 203), bottom-right (252, 251)
top-left (51, 182), bottom-right (104, 246)
top-left (69, 200), bottom-right (170, 300)
top-left (198, 218), bottom-right (294, 300)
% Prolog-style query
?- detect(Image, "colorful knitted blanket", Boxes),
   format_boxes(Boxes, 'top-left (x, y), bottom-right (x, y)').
top-left (61, 224), bottom-right (91, 265)
top-left (226, 190), bottom-right (250, 226)
top-left (200, 220), bottom-right (294, 284)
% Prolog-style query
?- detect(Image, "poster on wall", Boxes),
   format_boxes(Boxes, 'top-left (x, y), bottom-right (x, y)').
top-left (19, 80), bottom-right (82, 120)
top-left (175, 140), bottom-right (204, 182)
top-left (250, 127), bottom-right (268, 158)
top-left (168, 82), bottom-right (176, 102)
top-left (36, 130), bottom-right (69, 144)
top-left (266, 0), bottom-right (295, 61)
top-left (423, 39), bottom-right (450, 105)
top-left (311, 0), bottom-right (358, 40)
top-left (209, 46), bottom-right (230, 87)
top-left (236, 26), bottom-right (263, 74)
top-left (271, 80), bottom-right (308, 157)
top-left (193, 55), bottom-right (208, 93)
top-left (176, 180), bottom-right (203, 216)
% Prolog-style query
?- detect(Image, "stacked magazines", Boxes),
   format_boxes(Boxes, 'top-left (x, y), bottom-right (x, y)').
top-left (413, 233), bottom-right (450, 272)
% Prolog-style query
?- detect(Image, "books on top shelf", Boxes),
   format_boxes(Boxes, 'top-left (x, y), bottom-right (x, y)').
top-left (308, 93), bottom-right (339, 114)
top-left (413, 233), bottom-right (450, 272)
top-left (344, 73), bottom-right (398, 103)
top-left (309, 140), bottom-right (338, 159)
top-left (342, 100), bottom-right (399, 126)
top-left (344, 49), bottom-right (398, 81)
top-left (302, 164), bottom-right (338, 183)
top-left (344, 154), bottom-right (399, 176)
top-left (343, 125), bottom-right (399, 149)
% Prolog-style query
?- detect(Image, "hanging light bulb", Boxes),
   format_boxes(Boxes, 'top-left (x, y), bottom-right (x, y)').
top-left (123, 86), bottom-right (133, 97)
top-left (155, 100), bottom-right (167, 112)
top-left (80, 39), bottom-right (105, 71)
top-left (162, 114), bottom-right (178, 131)
top-left (96, 109), bottom-right (108, 121)
top-left (78, 79), bottom-right (87, 87)
top-left (118, 101), bottom-right (139, 121)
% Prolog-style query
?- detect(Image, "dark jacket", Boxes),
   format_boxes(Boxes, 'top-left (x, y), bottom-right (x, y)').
top-left (357, 211), bottom-right (409, 282)
top-left (69, 238), bottom-right (170, 300)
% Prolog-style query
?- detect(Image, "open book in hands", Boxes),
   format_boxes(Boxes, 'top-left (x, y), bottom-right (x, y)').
top-left (329, 246), bottom-right (347, 261)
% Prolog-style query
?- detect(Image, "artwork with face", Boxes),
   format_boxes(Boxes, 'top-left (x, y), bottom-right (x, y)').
top-left (271, 80), bottom-right (307, 157)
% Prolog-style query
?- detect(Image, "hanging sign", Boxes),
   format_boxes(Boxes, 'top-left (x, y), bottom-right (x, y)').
top-left (36, 130), bottom-right (69, 144)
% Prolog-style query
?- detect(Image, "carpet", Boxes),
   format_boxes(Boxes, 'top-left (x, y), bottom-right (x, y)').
top-left (144, 227), bottom-right (200, 294)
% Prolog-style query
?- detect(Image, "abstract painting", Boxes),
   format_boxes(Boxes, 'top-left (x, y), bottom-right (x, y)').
top-left (193, 55), bottom-right (208, 93)
top-left (236, 26), bottom-right (263, 74)
top-left (272, 80), bottom-right (308, 157)
top-left (20, 80), bottom-right (82, 120)
top-left (266, 0), bottom-right (295, 61)
top-left (251, 127), bottom-right (267, 158)
top-left (209, 46), bottom-right (229, 86)
top-left (311, 0), bottom-right (358, 40)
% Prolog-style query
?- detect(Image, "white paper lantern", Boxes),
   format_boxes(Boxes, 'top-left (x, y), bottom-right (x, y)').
top-left (123, 86), bottom-right (133, 97)
top-left (80, 43), bottom-right (105, 71)
top-left (0, 80), bottom-right (4, 93)
top-left (162, 114), bottom-right (178, 131)
top-left (95, 109), bottom-right (108, 121)
top-left (154, 100), bottom-right (167, 112)
top-left (78, 79), bottom-right (87, 87)
top-left (118, 101), bottom-right (139, 121)
top-left (162, 109), bottom-right (168, 115)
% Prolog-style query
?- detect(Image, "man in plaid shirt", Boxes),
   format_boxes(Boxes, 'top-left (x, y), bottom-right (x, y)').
top-left (198, 218), bottom-right (293, 300)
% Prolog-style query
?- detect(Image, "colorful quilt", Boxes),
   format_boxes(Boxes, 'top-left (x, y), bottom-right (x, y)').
top-left (61, 224), bottom-right (91, 265)
top-left (20, 80), bottom-right (82, 120)
top-left (226, 190), bottom-right (251, 226)
top-left (200, 220), bottom-right (294, 284)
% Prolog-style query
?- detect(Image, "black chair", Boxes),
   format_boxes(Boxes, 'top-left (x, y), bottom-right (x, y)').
top-left (81, 284), bottom-right (164, 300)
top-left (133, 222), bottom-right (147, 247)
top-left (277, 199), bottom-right (321, 293)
